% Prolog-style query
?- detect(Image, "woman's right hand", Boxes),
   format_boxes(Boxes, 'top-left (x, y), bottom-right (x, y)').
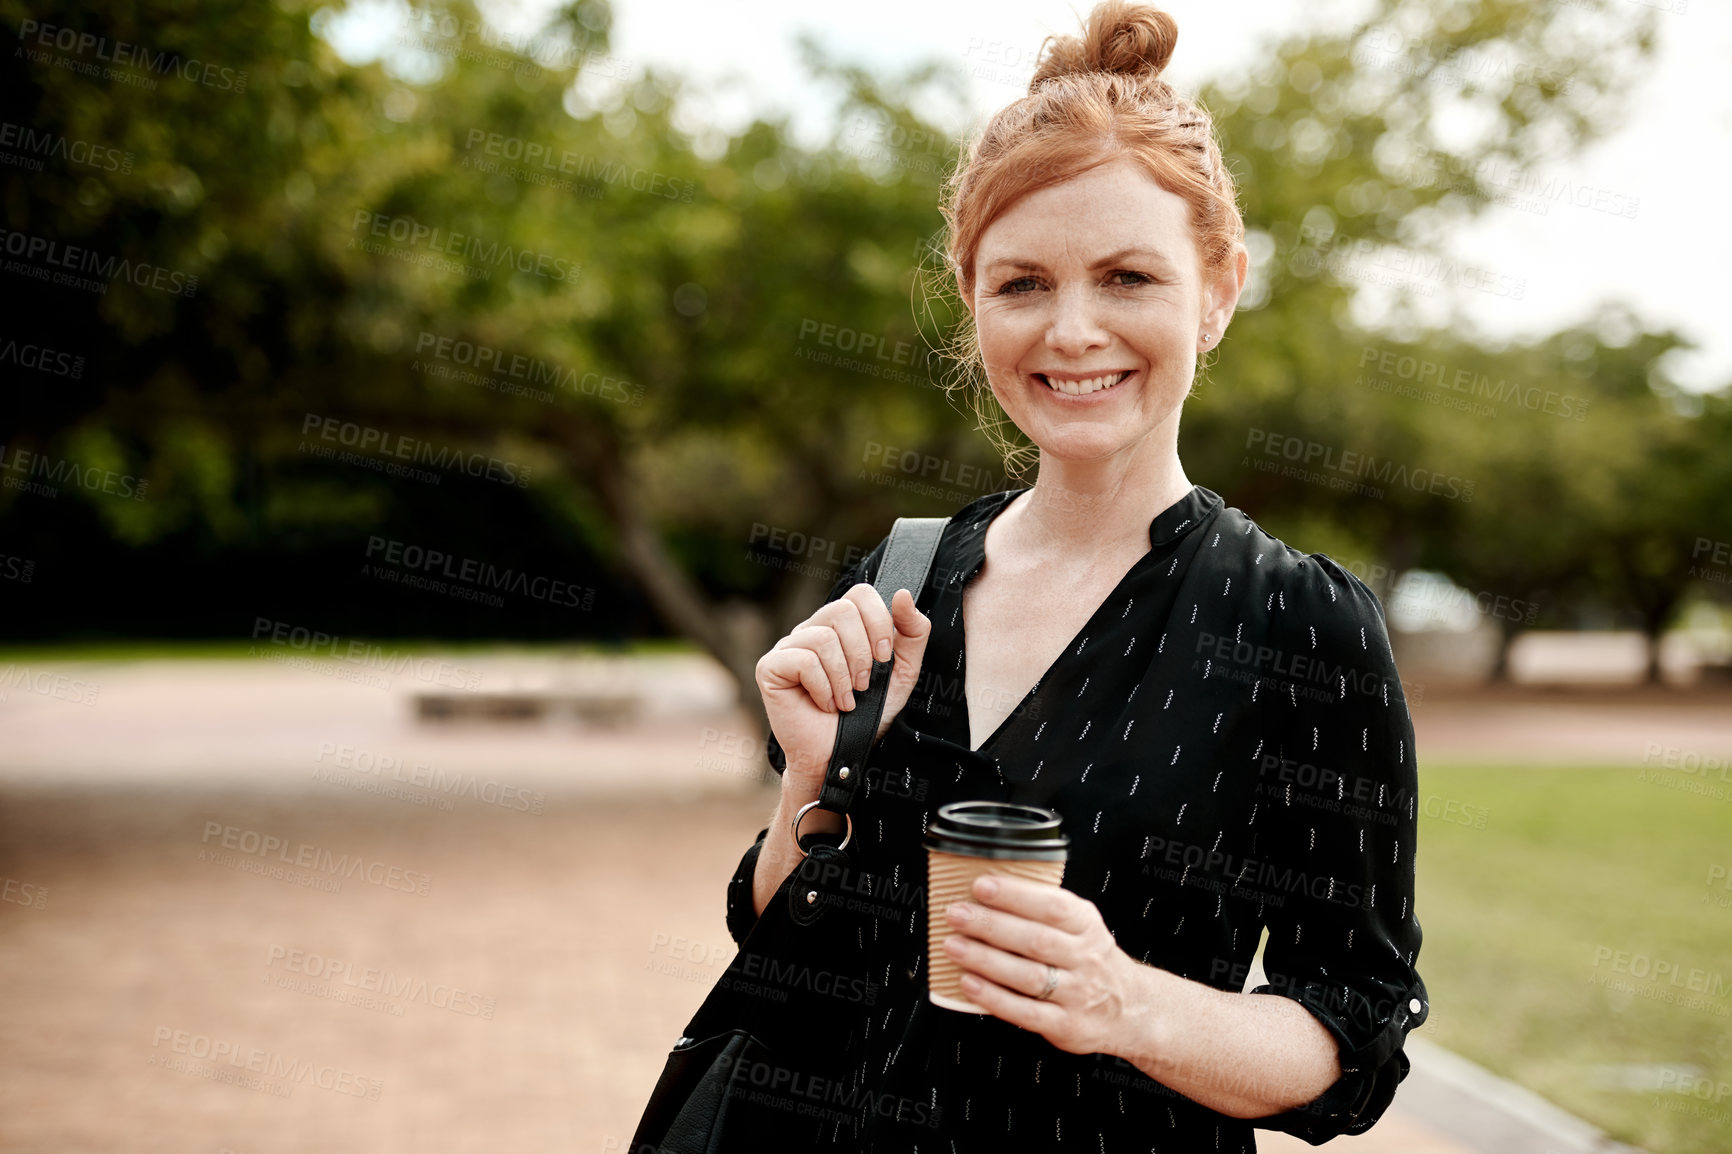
top-left (755, 584), bottom-right (932, 790)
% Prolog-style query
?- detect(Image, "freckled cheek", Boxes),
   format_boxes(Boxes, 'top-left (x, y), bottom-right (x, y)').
top-left (978, 337), bottom-right (1043, 384)
top-left (976, 321), bottom-right (1040, 364)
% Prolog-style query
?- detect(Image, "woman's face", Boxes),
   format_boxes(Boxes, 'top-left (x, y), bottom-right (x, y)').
top-left (968, 158), bottom-right (1242, 469)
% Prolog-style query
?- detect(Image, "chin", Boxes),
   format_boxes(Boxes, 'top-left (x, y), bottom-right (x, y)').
top-left (1026, 428), bottom-right (1138, 462)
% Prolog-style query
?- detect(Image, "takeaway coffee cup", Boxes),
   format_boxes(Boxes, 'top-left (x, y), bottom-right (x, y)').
top-left (924, 801), bottom-right (1069, 1013)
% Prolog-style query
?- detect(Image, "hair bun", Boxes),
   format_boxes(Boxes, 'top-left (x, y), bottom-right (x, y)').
top-left (1029, 1), bottom-right (1178, 91)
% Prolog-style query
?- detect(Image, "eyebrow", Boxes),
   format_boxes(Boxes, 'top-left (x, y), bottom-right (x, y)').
top-left (979, 246), bottom-right (1180, 274)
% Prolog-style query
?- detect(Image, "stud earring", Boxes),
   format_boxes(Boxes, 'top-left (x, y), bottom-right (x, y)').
top-left (1201, 333), bottom-right (1212, 345)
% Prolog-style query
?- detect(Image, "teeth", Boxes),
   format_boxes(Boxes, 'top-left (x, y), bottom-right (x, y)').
top-left (1042, 372), bottom-right (1127, 396)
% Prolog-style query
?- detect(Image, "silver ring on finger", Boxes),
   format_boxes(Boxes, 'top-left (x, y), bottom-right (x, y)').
top-left (1036, 964), bottom-right (1060, 1001)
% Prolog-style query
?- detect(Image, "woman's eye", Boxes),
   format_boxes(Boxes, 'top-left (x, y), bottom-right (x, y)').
top-left (996, 276), bottom-right (1041, 295)
top-left (1108, 270), bottom-right (1153, 287)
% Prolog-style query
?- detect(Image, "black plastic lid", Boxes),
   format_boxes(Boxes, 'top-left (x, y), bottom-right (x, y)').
top-left (923, 801), bottom-right (1069, 861)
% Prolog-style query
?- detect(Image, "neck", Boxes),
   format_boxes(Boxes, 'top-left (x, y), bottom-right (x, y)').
top-left (1009, 435), bottom-right (1192, 558)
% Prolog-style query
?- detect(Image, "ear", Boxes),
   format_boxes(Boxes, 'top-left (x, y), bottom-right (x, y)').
top-left (1200, 243), bottom-right (1249, 344)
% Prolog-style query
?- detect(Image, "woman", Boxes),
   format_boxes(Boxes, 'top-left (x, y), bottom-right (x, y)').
top-left (728, 2), bottom-right (1427, 1148)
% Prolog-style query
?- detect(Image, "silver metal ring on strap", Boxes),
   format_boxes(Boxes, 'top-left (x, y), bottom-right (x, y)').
top-left (791, 798), bottom-right (853, 857)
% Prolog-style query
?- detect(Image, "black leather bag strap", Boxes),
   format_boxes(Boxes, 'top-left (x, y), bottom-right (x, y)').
top-left (813, 516), bottom-right (947, 817)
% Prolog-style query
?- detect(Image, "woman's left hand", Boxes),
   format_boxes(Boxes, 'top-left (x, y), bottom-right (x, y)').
top-left (941, 873), bottom-right (1144, 1056)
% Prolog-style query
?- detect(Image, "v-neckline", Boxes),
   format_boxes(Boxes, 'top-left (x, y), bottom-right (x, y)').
top-left (957, 487), bottom-right (1193, 758)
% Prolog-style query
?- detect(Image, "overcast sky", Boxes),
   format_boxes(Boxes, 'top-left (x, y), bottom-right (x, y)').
top-left (334, 0), bottom-right (1732, 392)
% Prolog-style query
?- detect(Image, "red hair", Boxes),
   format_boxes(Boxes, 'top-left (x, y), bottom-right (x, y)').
top-left (930, 2), bottom-right (1245, 478)
top-left (943, 1), bottom-right (1242, 295)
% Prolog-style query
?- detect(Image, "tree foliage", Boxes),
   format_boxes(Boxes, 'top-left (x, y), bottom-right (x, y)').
top-left (1, 0), bottom-right (1725, 704)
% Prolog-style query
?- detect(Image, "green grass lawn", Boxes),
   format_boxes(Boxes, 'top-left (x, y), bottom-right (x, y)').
top-left (1414, 762), bottom-right (1732, 1154)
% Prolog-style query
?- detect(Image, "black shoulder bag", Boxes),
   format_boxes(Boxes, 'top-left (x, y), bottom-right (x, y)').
top-left (628, 515), bottom-right (949, 1154)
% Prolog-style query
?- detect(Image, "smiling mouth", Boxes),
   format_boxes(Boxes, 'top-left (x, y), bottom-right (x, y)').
top-left (1035, 370), bottom-right (1133, 397)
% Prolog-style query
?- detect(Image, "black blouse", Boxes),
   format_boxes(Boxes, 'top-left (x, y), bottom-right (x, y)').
top-left (725, 485), bottom-right (1429, 1151)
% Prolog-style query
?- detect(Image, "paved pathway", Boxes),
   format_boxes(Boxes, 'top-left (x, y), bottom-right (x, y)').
top-left (2, 654), bottom-right (1707, 1151)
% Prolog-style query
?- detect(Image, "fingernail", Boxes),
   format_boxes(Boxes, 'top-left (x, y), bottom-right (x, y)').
top-left (842, 691), bottom-right (855, 710)
top-left (947, 903), bottom-right (972, 921)
top-left (976, 877), bottom-right (999, 898)
top-left (876, 639), bottom-right (891, 660)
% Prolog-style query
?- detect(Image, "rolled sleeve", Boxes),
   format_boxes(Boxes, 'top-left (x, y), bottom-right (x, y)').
top-left (1246, 554), bottom-right (1429, 1143)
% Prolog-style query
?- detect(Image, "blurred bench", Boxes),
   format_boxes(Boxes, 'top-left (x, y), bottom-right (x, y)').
top-left (413, 690), bottom-right (642, 725)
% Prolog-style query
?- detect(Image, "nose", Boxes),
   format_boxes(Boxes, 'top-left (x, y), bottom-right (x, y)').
top-left (1044, 284), bottom-right (1111, 358)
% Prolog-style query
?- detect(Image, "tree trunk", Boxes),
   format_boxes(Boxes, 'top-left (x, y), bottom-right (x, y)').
top-left (537, 415), bottom-right (774, 753)
top-left (1642, 601), bottom-right (1671, 686)
top-left (1635, 589), bottom-right (1679, 686)
top-left (1487, 615), bottom-right (1521, 683)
